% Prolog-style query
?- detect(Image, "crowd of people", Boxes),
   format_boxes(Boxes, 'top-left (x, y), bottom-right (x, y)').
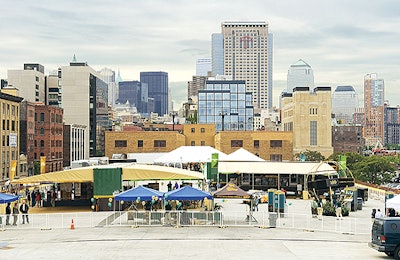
top-left (4, 199), bottom-right (30, 226)
top-left (371, 208), bottom-right (400, 220)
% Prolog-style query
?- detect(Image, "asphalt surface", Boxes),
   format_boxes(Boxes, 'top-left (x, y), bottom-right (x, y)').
top-left (0, 198), bottom-right (391, 260)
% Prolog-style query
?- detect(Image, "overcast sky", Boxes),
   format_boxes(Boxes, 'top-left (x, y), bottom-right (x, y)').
top-left (1, 0), bottom-right (399, 109)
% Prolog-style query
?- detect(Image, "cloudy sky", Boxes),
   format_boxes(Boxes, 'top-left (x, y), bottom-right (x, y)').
top-left (1, 0), bottom-right (399, 109)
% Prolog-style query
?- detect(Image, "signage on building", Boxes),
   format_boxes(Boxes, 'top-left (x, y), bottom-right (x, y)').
top-left (9, 133), bottom-right (17, 147)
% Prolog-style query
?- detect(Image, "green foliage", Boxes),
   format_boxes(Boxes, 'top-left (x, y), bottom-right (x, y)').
top-left (294, 150), bottom-right (325, 162)
top-left (352, 156), bottom-right (397, 185)
top-left (33, 161), bottom-right (40, 175)
top-left (186, 110), bottom-right (197, 124)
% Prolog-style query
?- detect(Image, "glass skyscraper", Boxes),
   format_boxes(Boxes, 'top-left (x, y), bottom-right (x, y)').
top-left (332, 86), bottom-right (359, 124)
top-left (286, 59), bottom-right (314, 93)
top-left (140, 71), bottom-right (168, 116)
top-left (198, 80), bottom-right (253, 132)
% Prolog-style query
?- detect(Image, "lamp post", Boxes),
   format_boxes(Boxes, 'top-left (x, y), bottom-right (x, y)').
top-left (170, 112), bottom-right (177, 131)
top-left (219, 112), bottom-right (228, 131)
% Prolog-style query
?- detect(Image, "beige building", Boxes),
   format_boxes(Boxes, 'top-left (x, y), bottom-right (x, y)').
top-left (105, 124), bottom-right (293, 162)
top-left (215, 131), bottom-right (293, 161)
top-left (0, 90), bottom-right (24, 187)
top-left (281, 87), bottom-right (333, 158)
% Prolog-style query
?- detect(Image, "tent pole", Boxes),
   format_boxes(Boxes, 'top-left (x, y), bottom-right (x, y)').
top-left (252, 173), bottom-right (254, 190)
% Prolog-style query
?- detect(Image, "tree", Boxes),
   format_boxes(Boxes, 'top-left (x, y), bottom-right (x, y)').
top-left (352, 156), bottom-right (397, 185)
top-left (294, 150), bottom-right (325, 162)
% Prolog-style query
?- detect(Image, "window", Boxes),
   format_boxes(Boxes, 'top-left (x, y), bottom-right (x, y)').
top-left (138, 140), bottom-right (143, 148)
top-left (40, 113), bottom-right (45, 122)
top-left (201, 128), bottom-right (205, 133)
top-left (191, 128), bottom-right (195, 133)
top-left (154, 140), bottom-right (166, 147)
top-left (40, 140), bottom-right (44, 148)
top-left (270, 154), bottom-right (282, 162)
top-left (270, 140), bottom-right (282, 147)
top-left (201, 141), bottom-right (205, 146)
top-left (231, 140), bottom-right (243, 147)
top-left (254, 140), bottom-right (259, 148)
top-left (11, 121), bottom-right (15, 131)
top-left (191, 141), bottom-right (195, 146)
top-left (115, 140), bottom-right (127, 147)
top-left (310, 121), bottom-right (317, 146)
top-left (40, 128), bottom-right (44, 135)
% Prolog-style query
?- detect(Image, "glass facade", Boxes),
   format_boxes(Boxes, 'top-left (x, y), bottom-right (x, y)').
top-left (140, 72), bottom-right (168, 116)
top-left (198, 80), bottom-right (253, 132)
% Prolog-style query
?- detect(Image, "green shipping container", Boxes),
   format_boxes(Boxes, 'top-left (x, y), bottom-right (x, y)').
top-left (93, 168), bottom-right (122, 196)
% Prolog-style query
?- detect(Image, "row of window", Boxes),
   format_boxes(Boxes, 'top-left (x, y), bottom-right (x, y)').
top-left (115, 140), bottom-right (166, 148)
top-left (2, 103), bottom-right (17, 116)
top-left (2, 119), bottom-right (17, 131)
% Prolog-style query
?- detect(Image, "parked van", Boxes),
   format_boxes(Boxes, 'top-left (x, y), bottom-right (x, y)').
top-left (369, 217), bottom-right (400, 259)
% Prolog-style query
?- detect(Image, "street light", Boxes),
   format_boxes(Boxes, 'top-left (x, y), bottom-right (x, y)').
top-left (170, 112), bottom-right (177, 131)
top-left (219, 112), bottom-right (228, 131)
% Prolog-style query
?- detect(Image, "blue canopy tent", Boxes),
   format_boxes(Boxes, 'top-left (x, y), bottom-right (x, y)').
top-left (114, 185), bottom-right (163, 201)
top-left (0, 193), bottom-right (19, 204)
top-left (165, 186), bottom-right (212, 201)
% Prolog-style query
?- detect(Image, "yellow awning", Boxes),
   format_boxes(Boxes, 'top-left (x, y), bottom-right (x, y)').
top-left (11, 167), bottom-right (95, 184)
top-left (122, 164), bottom-right (204, 180)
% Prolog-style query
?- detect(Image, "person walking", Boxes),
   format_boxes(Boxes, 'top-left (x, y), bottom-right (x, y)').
top-left (20, 200), bottom-right (29, 224)
top-left (5, 203), bottom-right (11, 225)
top-left (12, 202), bottom-right (19, 226)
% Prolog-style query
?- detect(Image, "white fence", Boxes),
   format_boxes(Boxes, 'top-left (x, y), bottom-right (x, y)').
top-left (0, 210), bottom-right (370, 234)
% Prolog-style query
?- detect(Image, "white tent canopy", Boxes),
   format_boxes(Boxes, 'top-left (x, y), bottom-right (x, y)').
top-left (222, 148), bottom-right (265, 162)
top-left (154, 146), bottom-right (228, 164)
top-left (386, 195), bottom-right (400, 209)
top-left (218, 161), bottom-right (338, 175)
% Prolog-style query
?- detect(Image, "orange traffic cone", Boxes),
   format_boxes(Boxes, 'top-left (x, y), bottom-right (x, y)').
top-left (70, 219), bottom-right (75, 230)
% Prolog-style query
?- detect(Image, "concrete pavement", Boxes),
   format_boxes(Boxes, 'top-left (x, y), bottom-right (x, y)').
top-left (0, 198), bottom-right (389, 260)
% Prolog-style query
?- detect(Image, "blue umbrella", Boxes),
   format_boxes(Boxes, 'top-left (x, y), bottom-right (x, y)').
top-left (114, 185), bottom-right (164, 201)
top-left (0, 193), bottom-right (18, 204)
top-left (165, 186), bottom-right (213, 201)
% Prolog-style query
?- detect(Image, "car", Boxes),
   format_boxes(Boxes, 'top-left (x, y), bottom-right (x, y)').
top-left (369, 217), bottom-right (400, 259)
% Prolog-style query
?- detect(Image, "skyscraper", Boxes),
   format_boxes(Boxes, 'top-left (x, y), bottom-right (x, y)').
top-left (117, 80), bottom-right (149, 113)
top-left (196, 58), bottom-right (212, 76)
top-left (140, 71), bottom-right (168, 116)
top-left (363, 73), bottom-right (384, 147)
top-left (98, 67), bottom-right (117, 107)
top-left (332, 86), bottom-right (359, 124)
top-left (213, 21), bottom-right (273, 109)
top-left (211, 33), bottom-right (224, 76)
top-left (286, 59), bottom-right (314, 93)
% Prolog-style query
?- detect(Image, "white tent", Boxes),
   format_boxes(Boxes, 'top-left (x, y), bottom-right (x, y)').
top-left (222, 148), bottom-right (265, 162)
top-left (386, 195), bottom-right (400, 209)
top-left (218, 161), bottom-right (337, 175)
top-left (154, 146), bottom-right (228, 164)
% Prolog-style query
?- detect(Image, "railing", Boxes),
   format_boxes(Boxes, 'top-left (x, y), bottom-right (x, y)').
top-left (0, 210), bottom-right (370, 234)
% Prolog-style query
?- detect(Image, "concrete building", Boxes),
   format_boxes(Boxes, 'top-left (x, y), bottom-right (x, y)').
top-left (196, 58), bottom-right (212, 76)
top-left (140, 71), bottom-right (168, 116)
top-left (63, 124), bottom-right (87, 168)
top-left (182, 124), bottom-right (215, 147)
top-left (198, 80), bottom-right (253, 132)
top-left (332, 124), bottom-right (364, 154)
top-left (0, 90), bottom-right (24, 186)
top-left (7, 63), bottom-right (46, 102)
top-left (33, 103), bottom-right (64, 173)
top-left (213, 22), bottom-right (273, 109)
top-left (58, 61), bottom-right (109, 158)
top-left (332, 86), bottom-right (359, 124)
top-left (187, 76), bottom-right (207, 101)
top-left (281, 87), bottom-right (333, 158)
top-left (363, 73), bottom-right (384, 147)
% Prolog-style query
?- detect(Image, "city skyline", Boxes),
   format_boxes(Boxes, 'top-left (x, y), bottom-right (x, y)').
top-left (1, 0), bottom-right (400, 109)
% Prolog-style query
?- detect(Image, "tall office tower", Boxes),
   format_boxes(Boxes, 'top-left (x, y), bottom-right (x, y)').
top-left (196, 58), bottom-right (212, 76)
top-left (198, 80), bottom-right (254, 132)
top-left (140, 71), bottom-right (168, 116)
top-left (117, 80), bottom-right (149, 113)
top-left (363, 73), bottom-right (384, 147)
top-left (214, 21), bottom-right (272, 109)
top-left (332, 86), bottom-right (359, 124)
top-left (187, 76), bottom-right (207, 101)
top-left (267, 33), bottom-right (274, 108)
top-left (98, 67), bottom-right (117, 107)
top-left (384, 105), bottom-right (400, 145)
top-left (211, 33), bottom-right (224, 76)
top-left (281, 87), bottom-right (333, 158)
top-left (286, 59), bottom-right (314, 93)
top-left (59, 61), bottom-right (109, 159)
top-left (7, 63), bottom-right (46, 102)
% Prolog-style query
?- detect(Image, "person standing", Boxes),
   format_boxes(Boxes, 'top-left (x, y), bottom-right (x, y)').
top-left (31, 190), bottom-right (36, 207)
top-left (51, 190), bottom-right (56, 207)
top-left (20, 200), bottom-right (29, 224)
top-left (35, 191), bottom-right (41, 208)
top-left (335, 200), bottom-right (343, 220)
top-left (12, 203), bottom-right (19, 226)
top-left (167, 181), bottom-right (172, 191)
top-left (5, 203), bottom-right (11, 225)
top-left (375, 209), bottom-right (384, 219)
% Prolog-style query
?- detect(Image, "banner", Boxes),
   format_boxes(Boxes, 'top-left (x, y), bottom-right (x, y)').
top-left (339, 155), bottom-right (347, 176)
top-left (211, 153), bottom-right (219, 168)
top-left (10, 160), bottom-right (17, 180)
top-left (40, 156), bottom-right (46, 174)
